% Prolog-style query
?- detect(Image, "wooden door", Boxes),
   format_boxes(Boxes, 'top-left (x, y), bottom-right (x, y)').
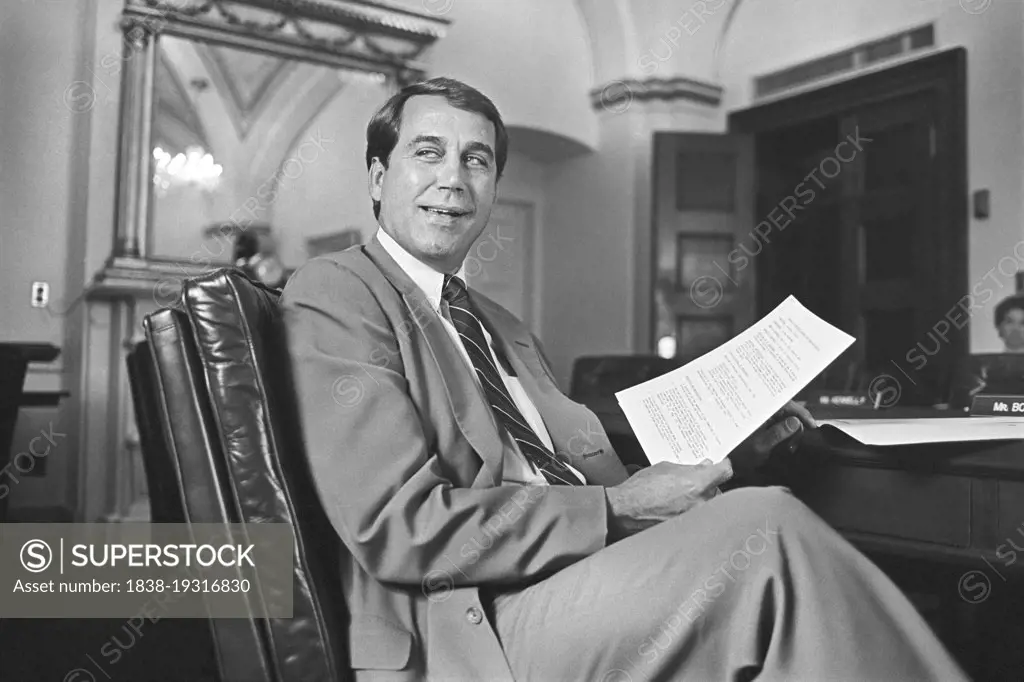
top-left (466, 199), bottom-right (536, 329)
top-left (842, 94), bottom-right (945, 402)
top-left (651, 133), bottom-right (755, 362)
top-left (755, 95), bottom-right (950, 402)
top-left (733, 51), bottom-right (968, 405)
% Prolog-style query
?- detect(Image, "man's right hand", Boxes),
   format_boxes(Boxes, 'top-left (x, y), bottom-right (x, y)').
top-left (604, 460), bottom-right (733, 541)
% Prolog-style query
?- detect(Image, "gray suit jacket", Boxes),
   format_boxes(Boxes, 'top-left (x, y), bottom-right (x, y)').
top-left (281, 236), bottom-right (630, 680)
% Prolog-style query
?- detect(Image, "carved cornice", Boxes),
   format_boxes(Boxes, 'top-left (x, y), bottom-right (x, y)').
top-left (122, 0), bottom-right (448, 73)
top-left (590, 76), bottom-right (724, 111)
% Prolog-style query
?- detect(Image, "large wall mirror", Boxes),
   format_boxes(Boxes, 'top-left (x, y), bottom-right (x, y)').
top-left (149, 35), bottom-right (389, 269)
top-left (93, 0), bottom-right (449, 295)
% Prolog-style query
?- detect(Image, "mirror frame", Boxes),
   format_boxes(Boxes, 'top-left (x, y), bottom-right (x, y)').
top-left (90, 0), bottom-right (448, 297)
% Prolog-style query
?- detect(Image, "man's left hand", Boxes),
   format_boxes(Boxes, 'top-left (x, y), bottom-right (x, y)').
top-left (726, 401), bottom-right (817, 477)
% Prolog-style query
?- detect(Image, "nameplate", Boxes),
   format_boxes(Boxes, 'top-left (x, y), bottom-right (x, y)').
top-left (805, 391), bottom-right (871, 408)
top-left (969, 394), bottom-right (1024, 416)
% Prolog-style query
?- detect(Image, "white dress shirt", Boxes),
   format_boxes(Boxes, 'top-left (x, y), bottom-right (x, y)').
top-left (376, 228), bottom-right (585, 485)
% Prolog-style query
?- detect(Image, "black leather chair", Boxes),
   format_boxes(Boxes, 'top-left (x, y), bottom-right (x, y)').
top-left (126, 269), bottom-right (350, 682)
top-left (568, 355), bottom-right (685, 408)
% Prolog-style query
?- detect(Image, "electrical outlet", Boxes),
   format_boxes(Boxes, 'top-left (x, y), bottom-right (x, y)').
top-left (31, 281), bottom-right (49, 308)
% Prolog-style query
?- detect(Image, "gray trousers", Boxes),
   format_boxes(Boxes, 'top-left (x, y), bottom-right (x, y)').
top-left (489, 487), bottom-right (967, 681)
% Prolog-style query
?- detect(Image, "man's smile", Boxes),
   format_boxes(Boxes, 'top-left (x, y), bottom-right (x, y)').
top-left (420, 204), bottom-right (472, 218)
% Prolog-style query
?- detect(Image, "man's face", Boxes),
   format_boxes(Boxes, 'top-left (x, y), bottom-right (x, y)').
top-left (369, 95), bottom-right (498, 273)
top-left (998, 308), bottom-right (1024, 351)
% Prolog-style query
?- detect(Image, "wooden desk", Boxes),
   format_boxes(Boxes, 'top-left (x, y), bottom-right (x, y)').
top-left (593, 406), bottom-right (1024, 678)
top-left (793, 415), bottom-right (1024, 574)
top-left (595, 406), bottom-right (1024, 566)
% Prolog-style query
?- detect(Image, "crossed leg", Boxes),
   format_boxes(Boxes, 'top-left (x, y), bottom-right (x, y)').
top-left (488, 487), bottom-right (967, 682)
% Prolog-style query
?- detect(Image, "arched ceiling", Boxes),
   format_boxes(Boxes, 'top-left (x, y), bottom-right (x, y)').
top-left (575, 0), bottom-right (744, 85)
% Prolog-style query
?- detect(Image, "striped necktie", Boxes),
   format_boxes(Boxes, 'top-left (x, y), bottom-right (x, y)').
top-left (442, 275), bottom-right (583, 486)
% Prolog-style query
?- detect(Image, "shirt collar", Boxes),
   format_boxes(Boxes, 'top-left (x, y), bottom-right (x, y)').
top-left (375, 227), bottom-right (467, 311)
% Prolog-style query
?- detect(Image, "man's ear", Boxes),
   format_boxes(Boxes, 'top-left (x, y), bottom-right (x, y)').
top-left (368, 157), bottom-right (385, 203)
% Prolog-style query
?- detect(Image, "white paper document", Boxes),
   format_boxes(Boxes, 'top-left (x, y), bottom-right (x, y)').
top-left (615, 296), bottom-right (855, 465)
top-left (818, 417), bottom-right (1024, 446)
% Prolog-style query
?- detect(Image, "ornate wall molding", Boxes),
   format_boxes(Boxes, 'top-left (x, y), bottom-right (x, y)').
top-left (590, 76), bottom-right (724, 111)
top-left (122, 0), bottom-right (448, 76)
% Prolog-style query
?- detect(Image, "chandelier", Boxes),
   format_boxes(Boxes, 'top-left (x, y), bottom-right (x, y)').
top-left (152, 146), bottom-right (223, 193)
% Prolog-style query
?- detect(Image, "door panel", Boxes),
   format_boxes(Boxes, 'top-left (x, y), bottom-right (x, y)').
top-left (466, 199), bottom-right (536, 329)
top-left (842, 94), bottom-right (942, 402)
top-left (753, 93), bottom-right (948, 402)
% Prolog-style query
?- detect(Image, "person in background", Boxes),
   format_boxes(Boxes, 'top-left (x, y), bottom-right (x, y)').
top-left (232, 231), bottom-right (261, 276)
top-left (995, 294), bottom-right (1024, 353)
top-left (233, 230), bottom-right (286, 289)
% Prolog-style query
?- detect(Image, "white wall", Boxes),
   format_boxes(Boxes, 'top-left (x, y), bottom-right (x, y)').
top-left (540, 113), bottom-right (638, 385)
top-left (1, 0), bottom-right (78, 349)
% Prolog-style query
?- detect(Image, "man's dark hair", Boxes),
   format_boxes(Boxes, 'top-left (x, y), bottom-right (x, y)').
top-left (995, 294), bottom-right (1024, 326)
top-left (365, 77), bottom-right (508, 219)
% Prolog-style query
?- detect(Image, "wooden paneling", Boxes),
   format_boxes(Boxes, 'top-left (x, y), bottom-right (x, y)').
top-left (802, 467), bottom-right (972, 547)
top-left (998, 481), bottom-right (1024, 540)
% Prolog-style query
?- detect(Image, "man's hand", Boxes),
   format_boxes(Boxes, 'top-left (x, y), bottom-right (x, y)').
top-left (604, 460), bottom-right (733, 541)
top-left (728, 401), bottom-right (817, 477)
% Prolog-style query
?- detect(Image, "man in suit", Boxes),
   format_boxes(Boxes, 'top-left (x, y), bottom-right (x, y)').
top-left (281, 77), bottom-right (966, 681)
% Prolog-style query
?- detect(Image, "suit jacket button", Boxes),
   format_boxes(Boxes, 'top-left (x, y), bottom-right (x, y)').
top-left (466, 607), bottom-right (483, 625)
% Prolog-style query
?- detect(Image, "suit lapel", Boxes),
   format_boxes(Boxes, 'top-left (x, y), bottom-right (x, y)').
top-left (473, 295), bottom-right (624, 485)
top-left (364, 237), bottom-right (505, 486)
top-left (470, 294), bottom-right (533, 374)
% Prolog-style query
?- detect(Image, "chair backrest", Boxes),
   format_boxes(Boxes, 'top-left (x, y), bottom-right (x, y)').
top-left (127, 269), bottom-right (349, 682)
top-left (568, 355), bottom-right (685, 406)
top-left (948, 353), bottom-right (1024, 408)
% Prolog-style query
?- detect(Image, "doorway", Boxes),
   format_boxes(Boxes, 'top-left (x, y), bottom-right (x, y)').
top-left (649, 49), bottom-right (967, 405)
top-left (753, 92), bottom-right (947, 402)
